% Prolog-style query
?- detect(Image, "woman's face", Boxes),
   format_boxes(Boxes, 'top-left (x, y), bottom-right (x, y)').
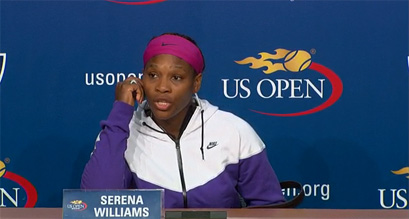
top-left (142, 54), bottom-right (202, 124)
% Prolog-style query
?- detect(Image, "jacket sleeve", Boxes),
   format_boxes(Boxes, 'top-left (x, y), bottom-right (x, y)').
top-left (234, 118), bottom-right (285, 206)
top-left (81, 101), bottom-right (134, 189)
top-left (237, 149), bottom-right (285, 206)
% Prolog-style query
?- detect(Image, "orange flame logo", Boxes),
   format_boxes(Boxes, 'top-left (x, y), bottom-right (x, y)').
top-left (235, 49), bottom-right (312, 73)
top-left (391, 167), bottom-right (409, 179)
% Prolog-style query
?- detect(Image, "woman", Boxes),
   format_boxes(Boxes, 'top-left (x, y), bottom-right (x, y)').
top-left (81, 33), bottom-right (285, 208)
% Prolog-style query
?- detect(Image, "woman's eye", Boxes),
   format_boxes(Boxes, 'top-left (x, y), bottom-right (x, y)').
top-left (148, 73), bottom-right (157, 78)
top-left (172, 75), bottom-right (182, 81)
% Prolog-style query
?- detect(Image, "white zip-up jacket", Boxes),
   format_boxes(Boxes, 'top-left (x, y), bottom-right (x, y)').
top-left (81, 97), bottom-right (285, 208)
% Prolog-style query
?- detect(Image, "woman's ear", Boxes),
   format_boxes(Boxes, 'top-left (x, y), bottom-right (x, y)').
top-left (193, 73), bottom-right (202, 93)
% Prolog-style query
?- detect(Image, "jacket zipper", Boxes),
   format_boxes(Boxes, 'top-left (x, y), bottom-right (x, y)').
top-left (142, 102), bottom-right (197, 208)
top-left (174, 139), bottom-right (188, 208)
top-left (142, 122), bottom-right (189, 208)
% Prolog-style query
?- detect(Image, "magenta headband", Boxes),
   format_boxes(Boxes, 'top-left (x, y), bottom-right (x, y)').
top-left (143, 34), bottom-right (204, 74)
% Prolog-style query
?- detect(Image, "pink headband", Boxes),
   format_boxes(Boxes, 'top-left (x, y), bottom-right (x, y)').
top-left (143, 34), bottom-right (204, 74)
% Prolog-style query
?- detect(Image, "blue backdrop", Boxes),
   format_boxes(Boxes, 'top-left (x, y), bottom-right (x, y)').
top-left (0, 0), bottom-right (408, 209)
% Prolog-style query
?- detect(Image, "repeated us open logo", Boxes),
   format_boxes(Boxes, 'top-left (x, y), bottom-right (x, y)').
top-left (378, 167), bottom-right (409, 209)
top-left (0, 160), bottom-right (38, 207)
top-left (225, 48), bottom-right (343, 116)
top-left (67, 200), bottom-right (88, 211)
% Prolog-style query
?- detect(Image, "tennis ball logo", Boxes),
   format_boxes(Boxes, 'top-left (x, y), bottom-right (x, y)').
top-left (283, 50), bottom-right (312, 72)
top-left (0, 161), bottom-right (6, 178)
top-left (235, 48), bottom-right (312, 74)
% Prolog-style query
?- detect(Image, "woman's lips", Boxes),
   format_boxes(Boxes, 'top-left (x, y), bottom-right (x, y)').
top-left (154, 101), bottom-right (171, 111)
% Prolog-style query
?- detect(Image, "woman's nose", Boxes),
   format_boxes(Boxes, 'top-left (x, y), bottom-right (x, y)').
top-left (155, 77), bottom-right (170, 93)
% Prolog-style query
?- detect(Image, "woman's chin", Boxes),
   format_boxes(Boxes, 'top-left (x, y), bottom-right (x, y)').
top-left (151, 110), bottom-right (173, 122)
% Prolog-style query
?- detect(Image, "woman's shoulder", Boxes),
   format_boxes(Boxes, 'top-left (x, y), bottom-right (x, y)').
top-left (210, 107), bottom-right (256, 134)
top-left (208, 104), bottom-right (265, 157)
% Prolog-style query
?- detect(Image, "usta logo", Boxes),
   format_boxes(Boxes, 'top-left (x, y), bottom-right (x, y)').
top-left (228, 48), bottom-right (343, 116)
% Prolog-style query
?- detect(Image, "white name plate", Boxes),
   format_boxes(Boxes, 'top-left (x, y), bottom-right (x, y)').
top-left (62, 189), bottom-right (164, 218)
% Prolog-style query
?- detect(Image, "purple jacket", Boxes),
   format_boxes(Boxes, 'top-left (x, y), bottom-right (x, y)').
top-left (81, 98), bottom-right (285, 208)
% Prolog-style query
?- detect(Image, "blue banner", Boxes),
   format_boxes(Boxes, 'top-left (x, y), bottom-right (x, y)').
top-left (0, 0), bottom-right (408, 209)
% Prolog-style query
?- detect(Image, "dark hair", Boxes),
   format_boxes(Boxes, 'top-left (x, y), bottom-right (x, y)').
top-left (150, 32), bottom-right (206, 74)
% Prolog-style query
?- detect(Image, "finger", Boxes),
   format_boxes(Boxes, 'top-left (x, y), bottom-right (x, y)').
top-left (115, 80), bottom-right (138, 106)
top-left (124, 77), bottom-right (144, 104)
top-left (135, 81), bottom-right (144, 104)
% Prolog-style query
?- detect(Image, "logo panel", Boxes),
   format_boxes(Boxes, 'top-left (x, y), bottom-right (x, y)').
top-left (234, 48), bottom-right (343, 116)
